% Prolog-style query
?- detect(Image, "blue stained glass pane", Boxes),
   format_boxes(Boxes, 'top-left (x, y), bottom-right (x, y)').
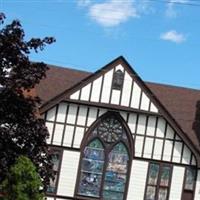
top-left (88, 139), bottom-right (103, 148)
top-left (78, 172), bottom-right (102, 197)
top-left (78, 139), bottom-right (104, 197)
top-left (82, 158), bottom-right (104, 173)
top-left (84, 147), bottom-right (104, 161)
top-left (103, 190), bottom-right (124, 200)
top-left (103, 143), bottom-right (129, 200)
top-left (148, 164), bottom-right (159, 185)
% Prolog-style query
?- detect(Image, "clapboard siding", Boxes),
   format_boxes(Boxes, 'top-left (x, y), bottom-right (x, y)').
top-left (127, 160), bottom-right (148, 200)
top-left (69, 64), bottom-right (159, 113)
top-left (194, 170), bottom-right (200, 200)
top-left (169, 166), bottom-right (185, 200)
top-left (57, 150), bottom-right (80, 197)
top-left (45, 102), bottom-right (197, 166)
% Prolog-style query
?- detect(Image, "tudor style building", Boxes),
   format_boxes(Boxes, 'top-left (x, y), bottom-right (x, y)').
top-left (37, 57), bottom-right (200, 200)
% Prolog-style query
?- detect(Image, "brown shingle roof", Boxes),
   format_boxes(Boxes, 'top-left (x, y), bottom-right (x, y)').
top-left (36, 65), bottom-right (200, 151)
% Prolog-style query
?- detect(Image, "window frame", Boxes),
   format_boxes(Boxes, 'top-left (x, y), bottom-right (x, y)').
top-left (144, 162), bottom-right (173, 200)
top-left (46, 147), bottom-right (63, 195)
top-left (181, 166), bottom-right (197, 200)
top-left (75, 112), bottom-right (134, 200)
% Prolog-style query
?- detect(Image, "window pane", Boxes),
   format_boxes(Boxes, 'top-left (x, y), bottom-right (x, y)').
top-left (148, 164), bottom-right (159, 185)
top-left (160, 166), bottom-right (171, 186)
top-left (78, 139), bottom-right (104, 197)
top-left (158, 188), bottom-right (168, 200)
top-left (185, 168), bottom-right (196, 190)
top-left (47, 149), bottom-right (61, 193)
top-left (146, 186), bottom-right (156, 200)
top-left (103, 143), bottom-right (129, 200)
top-left (47, 173), bottom-right (58, 193)
top-left (78, 172), bottom-right (102, 197)
top-left (82, 158), bottom-right (104, 173)
top-left (103, 190), bottom-right (124, 200)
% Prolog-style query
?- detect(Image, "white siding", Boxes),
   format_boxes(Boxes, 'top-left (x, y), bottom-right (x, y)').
top-left (57, 151), bottom-right (80, 197)
top-left (127, 160), bottom-right (148, 200)
top-left (63, 125), bottom-right (74, 147)
top-left (130, 82), bottom-right (141, 109)
top-left (169, 166), bottom-right (185, 200)
top-left (87, 108), bottom-right (98, 126)
top-left (90, 76), bottom-right (102, 102)
top-left (163, 140), bottom-right (173, 161)
top-left (53, 124), bottom-right (64, 145)
top-left (172, 142), bottom-right (182, 163)
top-left (70, 90), bottom-right (80, 100)
top-left (127, 113), bottom-right (137, 133)
top-left (46, 106), bottom-right (56, 121)
top-left (136, 115), bottom-right (146, 135)
top-left (57, 103), bottom-right (67, 123)
top-left (73, 127), bottom-right (84, 148)
top-left (194, 170), bottom-right (200, 200)
top-left (182, 145), bottom-right (191, 165)
top-left (153, 139), bottom-right (163, 160)
top-left (101, 69), bottom-right (113, 103)
top-left (150, 102), bottom-right (158, 113)
top-left (140, 92), bottom-right (150, 111)
top-left (80, 83), bottom-right (91, 101)
top-left (67, 104), bottom-right (78, 124)
top-left (135, 136), bottom-right (144, 157)
top-left (156, 118), bottom-right (165, 138)
top-left (121, 71), bottom-right (132, 106)
top-left (77, 106), bottom-right (87, 126)
top-left (146, 116), bottom-right (156, 136)
top-left (143, 137), bottom-right (153, 158)
top-left (111, 89), bottom-right (120, 105)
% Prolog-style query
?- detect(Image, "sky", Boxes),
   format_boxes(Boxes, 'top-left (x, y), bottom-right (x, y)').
top-left (1, 0), bottom-right (200, 89)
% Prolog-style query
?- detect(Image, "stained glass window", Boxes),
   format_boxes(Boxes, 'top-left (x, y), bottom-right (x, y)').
top-left (103, 143), bottom-right (129, 200)
top-left (97, 116), bottom-right (124, 143)
top-left (145, 163), bottom-right (172, 200)
top-left (78, 139), bottom-right (105, 198)
top-left (76, 113), bottom-right (132, 200)
top-left (112, 70), bottom-right (124, 90)
top-left (47, 149), bottom-right (62, 194)
top-left (184, 168), bottom-right (196, 191)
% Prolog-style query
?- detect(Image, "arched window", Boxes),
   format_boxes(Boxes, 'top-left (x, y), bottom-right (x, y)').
top-left (76, 112), bottom-right (133, 200)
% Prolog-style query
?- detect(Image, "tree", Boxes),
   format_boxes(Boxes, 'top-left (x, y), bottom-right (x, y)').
top-left (0, 13), bottom-right (55, 191)
top-left (1, 156), bottom-right (44, 200)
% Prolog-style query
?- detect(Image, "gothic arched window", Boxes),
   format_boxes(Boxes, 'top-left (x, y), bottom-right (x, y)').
top-left (76, 112), bottom-right (133, 200)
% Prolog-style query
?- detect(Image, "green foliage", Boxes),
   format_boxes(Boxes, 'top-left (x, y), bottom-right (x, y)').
top-left (1, 156), bottom-right (44, 200)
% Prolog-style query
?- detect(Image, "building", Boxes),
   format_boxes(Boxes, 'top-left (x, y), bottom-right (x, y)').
top-left (37, 56), bottom-right (200, 200)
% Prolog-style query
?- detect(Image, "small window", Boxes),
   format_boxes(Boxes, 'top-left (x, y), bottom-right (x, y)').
top-left (112, 69), bottom-right (124, 90)
top-left (182, 167), bottom-right (196, 200)
top-left (145, 163), bottom-right (172, 200)
top-left (184, 167), bottom-right (196, 191)
top-left (47, 148), bottom-right (62, 194)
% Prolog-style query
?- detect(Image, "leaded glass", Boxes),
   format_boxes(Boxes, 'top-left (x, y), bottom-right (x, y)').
top-left (148, 164), bottom-right (159, 185)
top-left (146, 186), bottom-right (156, 200)
top-left (112, 69), bottom-right (124, 90)
top-left (47, 149), bottom-right (61, 194)
top-left (160, 166), bottom-right (170, 186)
top-left (158, 188), bottom-right (168, 200)
top-left (98, 116), bottom-right (123, 143)
top-left (185, 168), bottom-right (196, 190)
top-left (78, 139), bottom-right (104, 197)
top-left (103, 143), bottom-right (129, 200)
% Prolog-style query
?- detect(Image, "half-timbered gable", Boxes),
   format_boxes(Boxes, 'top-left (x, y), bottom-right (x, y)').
top-left (38, 57), bottom-right (200, 200)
